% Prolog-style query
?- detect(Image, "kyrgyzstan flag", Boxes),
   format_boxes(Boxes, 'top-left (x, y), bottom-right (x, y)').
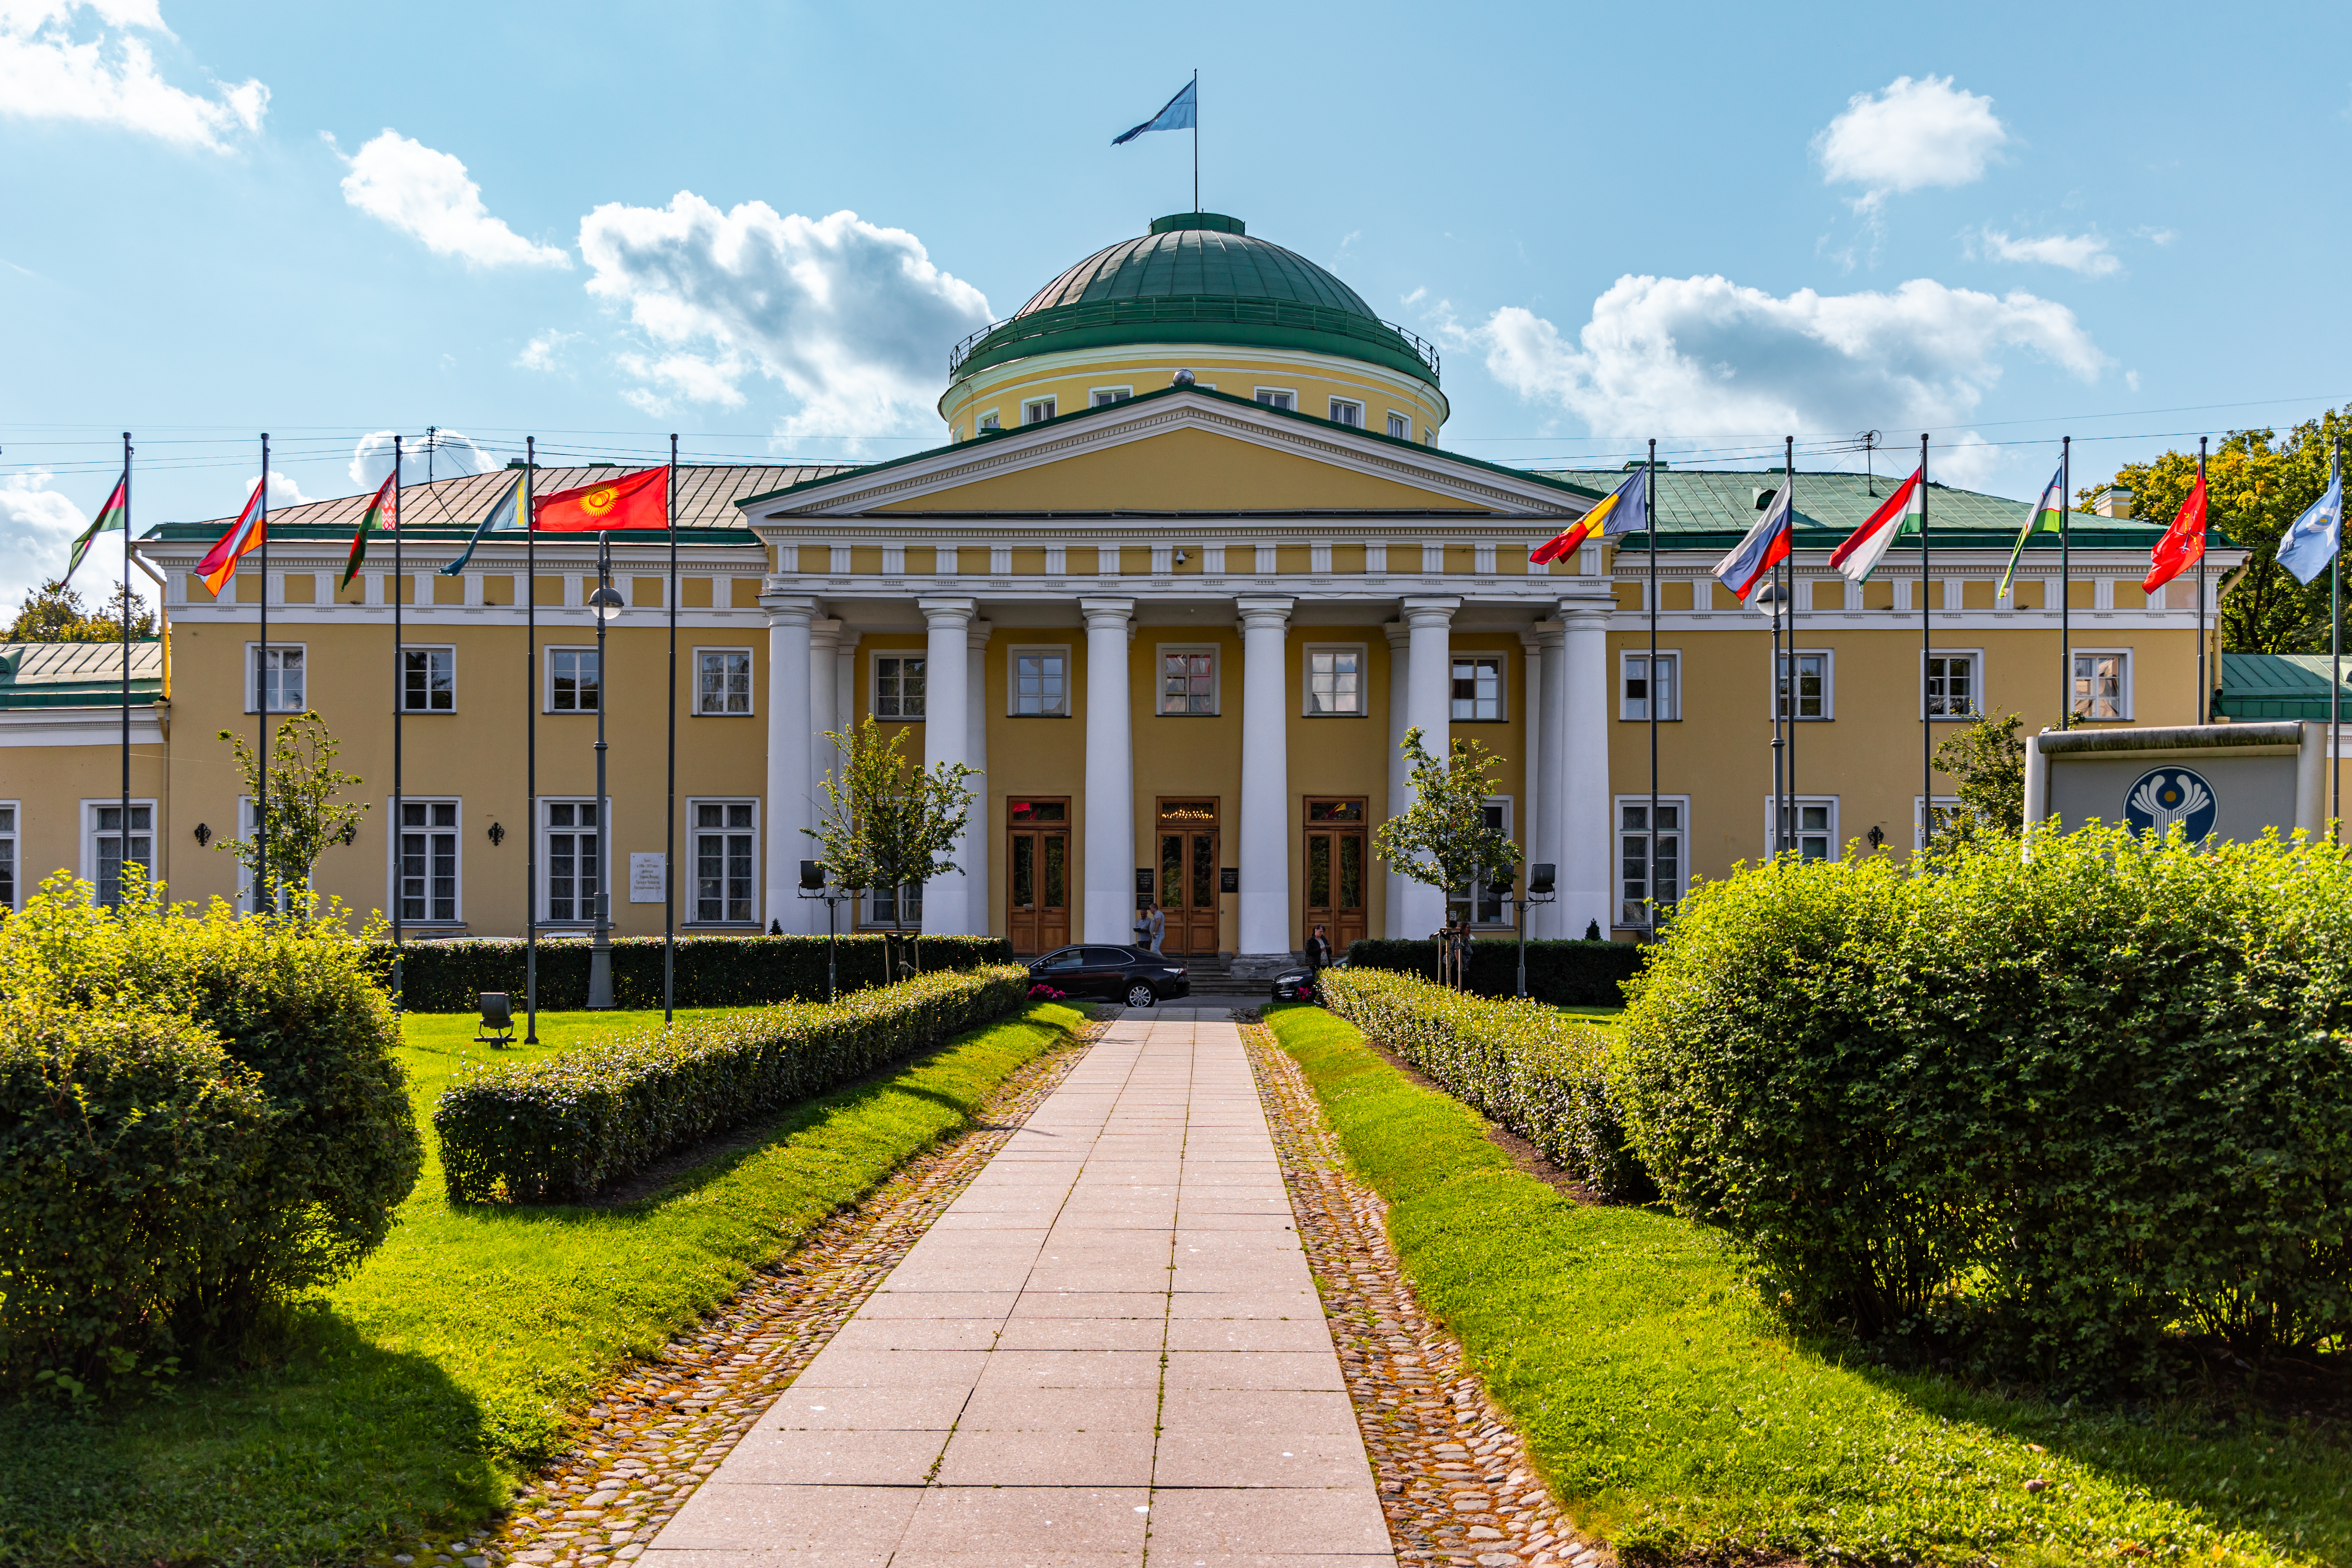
top-left (197, 478), bottom-right (267, 596)
top-left (534, 465), bottom-right (669, 531)
top-left (2142, 473), bottom-right (2208, 593)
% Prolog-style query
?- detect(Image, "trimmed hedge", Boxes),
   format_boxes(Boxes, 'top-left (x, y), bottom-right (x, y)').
top-left (435, 965), bottom-right (1031, 1203)
top-left (370, 933), bottom-right (1014, 1013)
top-left (1343, 937), bottom-right (1641, 1006)
top-left (1318, 967), bottom-right (1650, 1199)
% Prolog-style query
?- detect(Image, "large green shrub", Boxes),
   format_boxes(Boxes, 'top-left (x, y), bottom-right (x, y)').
top-left (0, 997), bottom-right (273, 1388)
top-left (436, 965), bottom-right (1030, 1203)
top-left (1616, 827), bottom-right (2352, 1380)
top-left (1343, 937), bottom-right (1640, 1006)
top-left (1318, 967), bottom-right (1649, 1198)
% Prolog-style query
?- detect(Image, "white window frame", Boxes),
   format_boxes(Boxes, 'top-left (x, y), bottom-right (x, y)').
top-left (387, 796), bottom-right (464, 926)
top-left (1302, 643), bottom-right (1369, 717)
top-left (1386, 411), bottom-right (1412, 439)
top-left (685, 797), bottom-right (761, 926)
top-left (81, 798), bottom-right (156, 908)
top-left (865, 880), bottom-right (924, 930)
top-left (0, 798), bottom-right (17, 912)
top-left (399, 644), bottom-right (457, 714)
top-left (871, 650), bottom-right (927, 721)
top-left (1620, 650), bottom-right (1681, 721)
top-left (539, 796), bottom-right (611, 926)
top-left (2070, 648), bottom-right (2133, 721)
top-left (246, 641), bottom-right (307, 714)
top-left (1915, 795), bottom-right (1966, 851)
top-left (977, 410), bottom-right (1002, 432)
top-left (1776, 648), bottom-right (1834, 722)
top-left (1008, 644), bottom-right (1072, 717)
top-left (1328, 397), bottom-right (1364, 428)
top-left (1088, 387), bottom-right (1133, 407)
top-left (1022, 396), bottom-right (1057, 424)
top-left (1763, 795), bottom-right (1839, 862)
top-left (1450, 652), bottom-right (1506, 723)
top-left (1253, 388), bottom-right (1298, 411)
top-left (694, 645), bottom-right (756, 717)
top-left (1155, 643), bottom-right (1221, 717)
top-left (1616, 794), bottom-right (1690, 930)
top-left (545, 645), bottom-right (601, 714)
top-left (1922, 648), bottom-right (1985, 721)
top-left (1447, 797), bottom-right (1515, 928)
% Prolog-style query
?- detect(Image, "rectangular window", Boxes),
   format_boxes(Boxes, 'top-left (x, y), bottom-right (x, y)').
top-left (397, 799), bottom-right (460, 923)
top-left (1090, 388), bottom-right (1132, 407)
top-left (89, 802), bottom-right (153, 908)
top-left (1387, 412), bottom-right (1411, 439)
top-left (2072, 651), bottom-right (2128, 720)
top-left (548, 647), bottom-right (599, 712)
top-left (874, 654), bottom-right (925, 720)
top-left (1451, 654), bottom-right (1504, 721)
top-left (1159, 647), bottom-right (1217, 715)
top-left (1022, 397), bottom-right (1056, 424)
top-left (0, 802), bottom-right (15, 912)
top-left (977, 411), bottom-right (1001, 432)
top-left (1621, 652), bottom-right (1680, 721)
top-left (1766, 796), bottom-right (1837, 861)
top-left (1304, 646), bottom-right (1365, 716)
top-left (869, 881), bottom-right (923, 928)
top-left (250, 644), bottom-right (305, 712)
top-left (691, 800), bottom-right (758, 924)
top-left (1447, 799), bottom-right (1514, 927)
top-left (1329, 398), bottom-right (1363, 427)
top-left (1925, 652), bottom-right (1981, 719)
top-left (543, 800), bottom-right (601, 923)
top-left (401, 647), bottom-right (455, 712)
top-left (1618, 796), bottom-right (1689, 928)
top-left (696, 648), bottom-right (754, 715)
top-left (1011, 647), bottom-right (1069, 716)
top-left (1916, 795), bottom-right (1965, 851)
top-left (1777, 651), bottom-right (1830, 720)
top-left (1253, 389), bottom-right (1296, 411)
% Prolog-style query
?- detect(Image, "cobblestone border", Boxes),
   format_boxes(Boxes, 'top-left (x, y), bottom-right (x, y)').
top-left (384, 1015), bottom-right (1105, 1568)
top-left (1242, 1016), bottom-right (1610, 1568)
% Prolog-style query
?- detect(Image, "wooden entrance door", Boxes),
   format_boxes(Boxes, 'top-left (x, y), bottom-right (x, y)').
top-left (1155, 798), bottom-right (1222, 957)
top-left (1006, 798), bottom-right (1070, 956)
top-left (1304, 798), bottom-right (1369, 954)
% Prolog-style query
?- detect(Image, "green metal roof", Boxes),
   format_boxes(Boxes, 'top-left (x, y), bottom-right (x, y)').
top-left (0, 640), bottom-right (163, 710)
top-left (2214, 652), bottom-right (2352, 720)
top-left (948, 215), bottom-right (1441, 389)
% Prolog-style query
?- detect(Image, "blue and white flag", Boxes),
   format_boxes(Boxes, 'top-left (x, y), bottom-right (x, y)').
top-left (1112, 78), bottom-right (1196, 144)
top-left (2276, 456), bottom-right (2343, 586)
top-left (440, 471), bottom-right (524, 575)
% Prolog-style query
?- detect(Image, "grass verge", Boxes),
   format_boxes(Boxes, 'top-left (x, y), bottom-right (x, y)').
top-left (1262, 1002), bottom-right (2349, 1568)
top-left (0, 998), bottom-right (1089, 1568)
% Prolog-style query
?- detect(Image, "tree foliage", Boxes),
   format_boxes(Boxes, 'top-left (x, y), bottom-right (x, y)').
top-left (213, 711), bottom-right (368, 913)
top-left (805, 715), bottom-right (978, 974)
top-left (3, 580), bottom-right (155, 643)
top-left (1375, 728), bottom-right (1522, 982)
top-left (1931, 711), bottom-right (2026, 846)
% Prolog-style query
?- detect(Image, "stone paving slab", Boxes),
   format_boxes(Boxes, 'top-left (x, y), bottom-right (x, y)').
top-left (642, 1007), bottom-right (1395, 1568)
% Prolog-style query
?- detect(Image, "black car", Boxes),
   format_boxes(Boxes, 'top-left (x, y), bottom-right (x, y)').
top-left (1027, 945), bottom-right (1190, 1008)
top-left (1270, 967), bottom-right (1317, 1004)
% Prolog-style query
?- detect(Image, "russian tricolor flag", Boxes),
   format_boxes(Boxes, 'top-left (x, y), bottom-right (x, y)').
top-left (1712, 478), bottom-right (1792, 603)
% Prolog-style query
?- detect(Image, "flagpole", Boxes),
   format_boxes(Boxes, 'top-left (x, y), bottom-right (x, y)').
top-left (1646, 439), bottom-right (1658, 936)
top-left (1919, 432), bottom-right (1931, 854)
top-left (525, 437), bottom-right (539, 1045)
top-left (1785, 435), bottom-right (1797, 850)
top-left (1770, 461), bottom-right (1785, 858)
top-left (120, 431), bottom-right (132, 903)
top-left (2197, 436), bottom-right (2209, 724)
top-left (2060, 436), bottom-right (2072, 731)
top-left (2334, 433), bottom-right (2343, 840)
top-left (665, 434), bottom-right (678, 1025)
top-left (393, 435), bottom-right (405, 1010)
top-left (258, 433), bottom-right (270, 915)
top-left (1192, 68), bottom-right (1199, 212)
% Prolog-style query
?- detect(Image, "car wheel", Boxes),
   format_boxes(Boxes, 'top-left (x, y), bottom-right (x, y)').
top-left (1126, 982), bottom-right (1156, 1009)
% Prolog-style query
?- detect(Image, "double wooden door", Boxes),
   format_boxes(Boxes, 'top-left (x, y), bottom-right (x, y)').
top-left (1006, 798), bottom-right (1070, 956)
top-left (1304, 798), bottom-right (1369, 954)
top-left (1156, 798), bottom-right (1223, 957)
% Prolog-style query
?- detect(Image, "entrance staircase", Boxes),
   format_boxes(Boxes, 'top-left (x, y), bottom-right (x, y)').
top-left (1174, 952), bottom-right (1275, 1001)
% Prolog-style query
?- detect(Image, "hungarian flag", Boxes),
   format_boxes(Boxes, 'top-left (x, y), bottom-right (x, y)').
top-left (534, 465), bottom-right (669, 531)
top-left (2142, 473), bottom-right (2208, 593)
top-left (197, 478), bottom-right (267, 597)
top-left (1999, 459), bottom-right (2066, 599)
top-left (341, 470), bottom-right (398, 590)
top-left (1713, 476), bottom-right (1792, 603)
top-left (1830, 464), bottom-right (1924, 583)
top-left (60, 471), bottom-right (128, 587)
top-left (1532, 466), bottom-right (1648, 565)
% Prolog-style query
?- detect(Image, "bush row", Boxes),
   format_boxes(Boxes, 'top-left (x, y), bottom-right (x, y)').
top-left (434, 965), bottom-right (1032, 1203)
top-left (1342, 937), bottom-right (1641, 1006)
top-left (370, 933), bottom-right (1015, 1013)
top-left (1317, 967), bottom-right (1650, 1200)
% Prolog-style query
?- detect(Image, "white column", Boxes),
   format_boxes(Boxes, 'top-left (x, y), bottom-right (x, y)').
top-left (919, 596), bottom-right (977, 936)
top-left (809, 618), bottom-right (843, 832)
top-left (965, 619), bottom-right (992, 938)
top-left (1559, 597), bottom-right (1612, 940)
top-left (1234, 596), bottom-right (1295, 974)
top-left (1081, 596), bottom-right (1136, 943)
top-left (1525, 621), bottom-right (1567, 940)
top-left (835, 631), bottom-right (861, 746)
top-left (762, 595), bottom-right (818, 932)
top-left (1399, 596), bottom-right (1458, 939)
top-left (1383, 620), bottom-right (1410, 937)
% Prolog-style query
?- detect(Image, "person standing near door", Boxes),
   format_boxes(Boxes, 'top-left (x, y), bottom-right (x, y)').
top-left (1306, 924), bottom-right (1333, 975)
top-left (1145, 902), bottom-right (1167, 954)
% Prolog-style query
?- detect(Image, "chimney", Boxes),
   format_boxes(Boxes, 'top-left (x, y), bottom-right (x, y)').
top-left (2091, 487), bottom-right (2133, 519)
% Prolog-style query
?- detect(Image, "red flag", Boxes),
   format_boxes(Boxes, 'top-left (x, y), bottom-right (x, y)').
top-left (341, 471), bottom-right (398, 590)
top-left (534, 466), bottom-right (669, 531)
top-left (2142, 473), bottom-right (2208, 593)
top-left (197, 479), bottom-right (267, 596)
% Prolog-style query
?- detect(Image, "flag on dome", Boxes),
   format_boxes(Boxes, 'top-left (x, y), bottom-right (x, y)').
top-left (2275, 454), bottom-right (2343, 586)
top-left (443, 470), bottom-right (525, 574)
top-left (1112, 78), bottom-right (1197, 144)
top-left (2142, 473), bottom-right (2208, 593)
top-left (1998, 459), bottom-right (2066, 598)
top-left (341, 470), bottom-right (397, 590)
top-left (1713, 476), bottom-right (1792, 601)
top-left (1531, 466), bottom-right (1647, 565)
top-left (1830, 465), bottom-right (1924, 583)
top-left (197, 478), bottom-right (267, 596)
top-left (534, 466), bottom-right (669, 531)
top-left (60, 472), bottom-right (128, 588)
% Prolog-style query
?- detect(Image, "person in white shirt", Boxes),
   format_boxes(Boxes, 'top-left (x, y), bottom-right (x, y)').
top-left (1145, 902), bottom-right (1167, 954)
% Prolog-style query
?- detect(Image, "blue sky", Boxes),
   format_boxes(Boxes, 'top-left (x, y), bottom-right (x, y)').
top-left (5, 0), bottom-right (2349, 608)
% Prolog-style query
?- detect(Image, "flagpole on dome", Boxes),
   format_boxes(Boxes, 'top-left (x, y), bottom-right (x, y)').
top-left (2060, 436), bottom-right (2072, 731)
top-left (1192, 68), bottom-right (1199, 213)
top-left (2197, 436), bottom-right (2209, 724)
top-left (393, 433), bottom-right (405, 1008)
top-left (1646, 438), bottom-right (1658, 939)
top-left (665, 433), bottom-right (679, 1025)
top-left (1919, 432), bottom-right (1931, 858)
top-left (525, 436), bottom-right (539, 1044)
top-left (120, 430), bottom-right (132, 906)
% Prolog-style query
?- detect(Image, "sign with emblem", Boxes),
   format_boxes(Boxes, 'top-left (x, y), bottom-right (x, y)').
top-left (2026, 721), bottom-right (2324, 846)
top-left (2123, 768), bottom-right (2217, 839)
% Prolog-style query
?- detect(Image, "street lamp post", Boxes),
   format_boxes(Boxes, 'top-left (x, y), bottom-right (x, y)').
top-left (1512, 862), bottom-right (1557, 999)
top-left (586, 532), bottom-right (626, 1010)
top-left (798, 859), bottom-right (849, 1002)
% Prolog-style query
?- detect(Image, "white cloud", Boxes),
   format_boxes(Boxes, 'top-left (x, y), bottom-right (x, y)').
top-left (1816, 75), bottom-right (2008, 212)
top-left (2133, 225), bottom-right (2178, 247)
top-left (578, 196), bottom-right (992, 442)
top-left (0, 1), bottom-right (265, 152)
top-left (336, 129), bottom-right (570, 270)
top-left (243, 470), bottom-right (313, 507)
top-left (0, 469), bottom-right (92, 609)
top-left (516, 329), bottom-right (583, 373)
top-left (1470, 272), bottom-right (2107, 464)
top-left (347, 429), bottom-right (490, 488)
top-left (1973, 228), bottom-right (2120, 277)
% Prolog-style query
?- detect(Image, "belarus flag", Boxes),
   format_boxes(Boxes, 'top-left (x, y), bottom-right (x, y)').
top-left (1712, 477), bottom-right (1791, 603)
top-left (197, 478), bottom-right (267, 597)
top-left (1829, 465), bottom-right (1924, 584)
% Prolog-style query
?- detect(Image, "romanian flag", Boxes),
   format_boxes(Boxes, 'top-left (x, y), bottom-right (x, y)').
top-left (1829, 464), bottom-right (1924, 584)
top-left (60, 472), bottom-right (128, 587)
top-left (1998, 460), bottom-right (2066, 599)
top-left (1712, 477), bottom-right (1792, 602)
top-left (197, 478), bottom-right (267, 597)
top-left (341, 470), bottom-right (398, 590)
top-left (2142, 473), bottom-right (2208, 593)
top-left (534, 465), bottom-right (669, 531)
top-left (1531, 466), bottom-right (1648, 565)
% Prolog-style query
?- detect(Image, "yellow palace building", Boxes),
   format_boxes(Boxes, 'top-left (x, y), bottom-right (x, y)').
top-left (2, 212), bottom-right (2231, 970)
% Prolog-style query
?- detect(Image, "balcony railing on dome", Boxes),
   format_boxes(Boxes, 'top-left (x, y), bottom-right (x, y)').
top-left (947, 295), bottom-right (1441, 383)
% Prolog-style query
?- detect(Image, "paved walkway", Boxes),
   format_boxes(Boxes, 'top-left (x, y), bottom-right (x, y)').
top-left (646, 1006), bottom-right (1394, 1567)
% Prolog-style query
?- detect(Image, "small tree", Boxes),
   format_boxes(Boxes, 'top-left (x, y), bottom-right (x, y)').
top-left (1930, 710), bottom-right (2026, 849)
top-left (4, 579), bottom-right (155, 643)
top-left (1374, 727), bottom-right (1521, 988)
top-left (215, 710), bottom-right (368, 914)
top-left (806, 715), bottom-right (977, 978)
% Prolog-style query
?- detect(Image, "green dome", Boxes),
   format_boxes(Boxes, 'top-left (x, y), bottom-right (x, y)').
top-left (948, 213), bottom-right (1439, 389)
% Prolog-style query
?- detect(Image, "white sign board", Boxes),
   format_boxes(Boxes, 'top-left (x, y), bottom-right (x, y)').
top-left (628, 853), bottom-right (667, 904)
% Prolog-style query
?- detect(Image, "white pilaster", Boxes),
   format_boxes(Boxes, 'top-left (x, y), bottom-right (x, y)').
top-left (1559, 596), bottom-right (1613, 940)
top-left (1399, 596), bottom-right (1458, 939)
top-left (761, 595), bottom-right (818, 932)
top-left (835, 630), bottom-right (861, 746)
top-left (809, 618), bottom-right (843, 837)
top-left (1234, 596), bottom-right (1295, 973)
top-left (966, 619), bottom-right (993, 938)
top-left (1081, 597), bottom-right (1136, 943)
top-left (919, 597), bottom-right (978, 935)
top-left (1382, 620), bottom-right (1410, 938)
top-left (1525, 621), bottom-right (1567, 940)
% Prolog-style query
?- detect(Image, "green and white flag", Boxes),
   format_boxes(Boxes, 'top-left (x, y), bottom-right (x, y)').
top-left (1999, 460), bottom-right (2066, 599)
top-left (61, 471), bottom-right (129, 587)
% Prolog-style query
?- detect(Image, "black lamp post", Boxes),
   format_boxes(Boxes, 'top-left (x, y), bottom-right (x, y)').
top-left (586, 532), bottom-right (625, 1010)
top-left (798, 859), bottom-right (850, 1002)
top-left (1512, 862), bottom-right (1557, 999)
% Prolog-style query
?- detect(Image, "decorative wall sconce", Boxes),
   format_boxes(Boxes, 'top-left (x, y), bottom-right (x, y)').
top-left (1867, 824), bottom-right (1885, 850)
top-left (486, 821), bottom-right (507, 847)
top-left (339, 820), bottom-right (359, 846)
top-left (192, 822), bottom-right (212, 847)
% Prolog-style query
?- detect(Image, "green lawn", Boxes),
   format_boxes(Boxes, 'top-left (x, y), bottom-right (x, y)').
top-left (0, 999), bottom-right (1090, 1568)
top-left (1264, 1003), bottom-right (2351, 1568)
